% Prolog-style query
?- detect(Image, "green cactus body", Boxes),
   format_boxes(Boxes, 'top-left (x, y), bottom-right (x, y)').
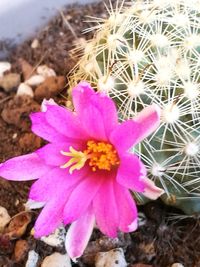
top-left (70, 0), bottom-right (200, 214)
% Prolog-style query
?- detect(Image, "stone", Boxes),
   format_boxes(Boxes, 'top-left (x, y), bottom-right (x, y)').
top-left (24, 199), bottom-right (45, 210)
top-left (0, 73), bottom-right (21, 92)
top-left (130, 264), bottom-right (153, 267)
top-left (0, 206), bottom-right (11, 231)
top-left (17, 83), bottom-right (34, 97)
top-left (95, 248), bottom-right (127, 267)
top-left (41, 226), bottom-right (66, 247)
top-left (25, 74), bottom-right (45, 86)
top-left (19, 58), bottom-right (35, 80)
top-left (138, 212), bottom-right (147, 227)
top-left (25, 250), bottom-right (39, 267)
top-left (41, 252), bottom-right (71, 267)
top-left (37, 65), bottom-right (56, 78)
top-left (171, 264), bottom-right (184, 267)
top-left (4, 211), bottom-right (32, 239)
top-left (0, 62), bottom-right (11, 77)
top-left (31, 39), bottom-right (39, 49)
top-left (14, 240), bottom-right (29, 262)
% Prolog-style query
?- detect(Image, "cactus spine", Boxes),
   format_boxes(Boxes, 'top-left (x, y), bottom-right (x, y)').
top-left (70, 0), bottom-right (200, 214)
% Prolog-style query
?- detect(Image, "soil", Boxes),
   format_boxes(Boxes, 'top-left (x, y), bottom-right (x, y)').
top-left (0, 1), bottom-right (200, 267)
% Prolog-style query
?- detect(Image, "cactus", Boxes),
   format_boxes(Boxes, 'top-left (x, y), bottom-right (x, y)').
top-left (70, 0), bottom-right (200, 214)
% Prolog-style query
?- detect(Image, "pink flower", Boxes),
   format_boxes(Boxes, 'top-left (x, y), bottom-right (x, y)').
top-left (0, 82), bottom-right (163, 260)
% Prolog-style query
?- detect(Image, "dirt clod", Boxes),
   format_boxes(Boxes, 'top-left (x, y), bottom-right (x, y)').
top-left (1, 96), bottom-right (40, 130)
top-left (34, 76), bottom-right (66, 101)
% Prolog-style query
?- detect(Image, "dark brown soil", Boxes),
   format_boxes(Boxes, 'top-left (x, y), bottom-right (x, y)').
top-left (0, 2), bottom-right (200, 267)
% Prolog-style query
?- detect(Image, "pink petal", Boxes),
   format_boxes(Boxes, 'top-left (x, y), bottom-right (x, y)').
top-left (29, 166), bottom-right (89, 202)
top-left (30, 112), bottom-right (68, 143)
top-left (114, 183), bottom-right (138, 232)
top-left (93, 177), bottom-right (119, 237)
top-left (110, 105), bottom-right (160, 153)
top-left (0, 153), bottom-right (51, 181)
top-left (63, 173), bottom-right (104, 224)
top-left (117, 154), bottom-right (146, 192)
top-left (65, 206), bottom-right (95, 261)
top-left (91, 93), bottom-right (118, 137)
top-left (45, 105), bottom-right (88, 140)
top-left (81, 105), bottom-right (107, 141)
top-left (72, 82), bottom-right (95, 114)
top-left (142, 177), bottom-right (164, 200)
top-left (72, 82), bottom-right (118, 136)
top-left (134, 104), bottom-right (161, 144)
top-left (36, 142), bottom-right (82, 166)
top-left (109, 120), bottom-right (141, 153)
top-left (41, 98), bottom-right (57, 112)
top-left (34, 194), bottom-right (68, 237)
top-left (36, 143), bottom-right (66, 166)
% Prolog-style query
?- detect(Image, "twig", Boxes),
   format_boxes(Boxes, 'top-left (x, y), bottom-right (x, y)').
top-left (59, 9), bottom-right (79, 40)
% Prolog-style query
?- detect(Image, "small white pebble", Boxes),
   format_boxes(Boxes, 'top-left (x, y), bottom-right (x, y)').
top-left (0, 206), bottom-right (11, 230)
top-left (12, 133), bottom-right (18, 139)
top-left (41, 226), bottom-right (66, 247)
top-left (25, 250), bottom-right (39, 267)
top-left (41, 252), bottom-right (71, 267)
top-left (15, 199), bottom-right (20, 206)
top-left (171, 264), bottom-right (184, 267)
top-left (25, 75), bottom-right (45, 86)
top-left (0, 62), bottom-right (11, 77)
top-left (95, 248), bottom-right (127, 267)
top-left (37, 65), bottom-right (56, 78)
top-left (17, 83), bottom-right (34, 97)
top-left (138, 212), bottom-right (147, 227)
top-left (24, 199), bottom-right (45, 210)
top-left (31, 39), bottom-right (39, 49)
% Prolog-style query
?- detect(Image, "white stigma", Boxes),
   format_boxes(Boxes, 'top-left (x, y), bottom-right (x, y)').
top-left (151, 163), bottom-right (165, 177)
top-left (183, 82), bottom-right (199, 100)
top-left (98, 75), bottom-right (115, 92)
top-left (184, 142), bottom-right (199, 156)
top-left (150, 33), bottom-right (169, 47)
top-left (162, 104), bottom-right (180, 123)
top-left (127, 80), bottom-right (145, 97)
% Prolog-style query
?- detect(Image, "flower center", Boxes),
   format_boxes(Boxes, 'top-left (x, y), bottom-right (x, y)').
top-left (60, 140), bottom-right (120, 174)
top-left (85, 140), bottom-right (120, 172)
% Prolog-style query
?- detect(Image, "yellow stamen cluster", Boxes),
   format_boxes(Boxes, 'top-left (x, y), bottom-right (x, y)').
top-left (84, 140), bottom-right (120, 172)
top-left (60, 140), bottom-right (120, 174)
